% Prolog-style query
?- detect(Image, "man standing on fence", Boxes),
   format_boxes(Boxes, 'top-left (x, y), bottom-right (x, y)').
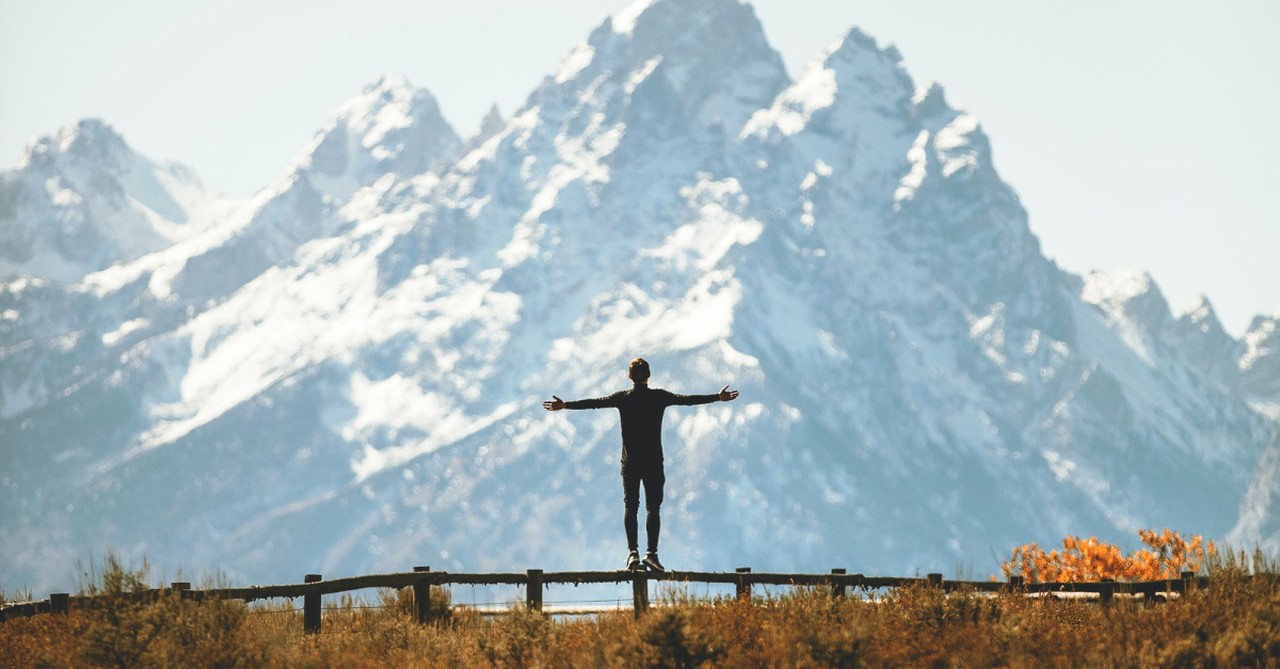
top-left (543, 357), bottom-right (739, 572)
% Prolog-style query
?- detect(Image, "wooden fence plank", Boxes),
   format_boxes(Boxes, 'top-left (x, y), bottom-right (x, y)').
top-left (49, 594), bottom-right (69, 615)
top-left (526, 569), bottom-right (543, 612)
top-left (736, 567), bottom-right (752, 600)
top-left (413, 566), bottom-right (432, 624)
top-left (831, 569), bottom-right (847, 599)
top-left (303, 574), bottom-right (322, 634)
top-left (632, 573), bottom-right (649, 617)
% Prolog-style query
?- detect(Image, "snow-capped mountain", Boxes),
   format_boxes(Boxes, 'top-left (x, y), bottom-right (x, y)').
top-left (2, 0), bottom-right (1277, 595)
top-left (0, 120), bottom-right (226, 283)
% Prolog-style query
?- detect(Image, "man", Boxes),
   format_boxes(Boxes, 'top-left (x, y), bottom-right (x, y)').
top-left (543, 357), bottom-right (739, 572)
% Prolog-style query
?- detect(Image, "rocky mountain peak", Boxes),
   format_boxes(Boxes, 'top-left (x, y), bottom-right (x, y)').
top-left (296, 74), bottom-right (461, 201)
top-left (49, 119), bottom-right (132, 172)
top-left (1, 119), bottom-right (220, 282)
top-left (1082, 269), bottom-right (1172, 325)
top-left (473, 104), bottom-right (506, 146)
top-left (576, 0), bottom-right (789, 131)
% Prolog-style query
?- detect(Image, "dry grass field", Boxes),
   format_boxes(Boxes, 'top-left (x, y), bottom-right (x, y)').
top-left (3, 547), bottom-right (1279, 668)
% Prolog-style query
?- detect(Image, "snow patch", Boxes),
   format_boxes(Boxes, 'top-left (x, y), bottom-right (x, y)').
top-left (343, 371), bottom-right (520, 482)
top-left (611, 0), bottom-right (654, 35)
top-left (742, 61), bottom-right (836, 138)
top-left (894, 129), bottom-right (930, 208)
top-left (1081, 270), bottom-right (1159, 364)
top-left (45, 177), bottom-right (83, 206)
top-left (102, 318), bottom-right (150, 347)
top-left (1042, 450), bottom-right (1076, 482)
top-left (1240, 316), bottom-right (1277, 371)
top-left (556, 43), bottom-right (595, 84)
top-left (934, 114), bottom-right (979, 177)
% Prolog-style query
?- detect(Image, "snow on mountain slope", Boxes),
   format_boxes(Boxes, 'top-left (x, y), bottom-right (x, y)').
top-left (1240, 314), bottom-right (1280, 418)
top-left (1, 76), bottom-right (462, 448)
top-left (1229, 428), bottom-right (1280, 555)
top-left (1, 0), bottom-right (1277, 594)
top-left (0, 120), bottom-right (227, 282)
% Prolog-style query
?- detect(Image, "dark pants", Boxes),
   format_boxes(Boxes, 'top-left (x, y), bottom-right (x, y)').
top-left (622, 461), bottom-right (664, 553)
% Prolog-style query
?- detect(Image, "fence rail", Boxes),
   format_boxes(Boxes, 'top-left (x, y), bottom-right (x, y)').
top-left (0, 566), bottom-right (1218, 632)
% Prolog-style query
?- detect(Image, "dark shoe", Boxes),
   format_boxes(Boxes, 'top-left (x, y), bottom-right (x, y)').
top-left (626, 550), bottom-right (642, 571)
top-left (643, 551), bottom-right (665, 572)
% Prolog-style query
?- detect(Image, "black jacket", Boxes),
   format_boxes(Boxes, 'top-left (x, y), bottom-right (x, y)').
top-left (565, 384), bottom-right (719, 465)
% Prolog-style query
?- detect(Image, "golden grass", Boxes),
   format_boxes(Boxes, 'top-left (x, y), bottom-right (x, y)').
top-left (2, 552), bottom-right (1278, 668)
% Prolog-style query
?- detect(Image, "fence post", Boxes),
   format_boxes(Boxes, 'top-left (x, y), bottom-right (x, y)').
top-left (927, 573), bottom-right (943, 588)
top-left (526, 569), bottom-right (543, 612)
top-left (831, 568), bottom-right (847, 599)
top-left (1007, 575), bottom-right (1024, 591)
top-left (1098, 578), bottom-right (1114, 606)
top-left (413, 566), bottom-right (432, 624)
top-left (736, 567), bottom-right (752, 601)
top-left (171, 582), bottom-right (191, 601)
top-left (1180, 570), bottom-right (1195, 596)
top-left (632, 572), bottom-right (649, 618)
top-left (304, 574), bottom-right (323, 634)
top-left (50, 593), bottom-right (69, 615)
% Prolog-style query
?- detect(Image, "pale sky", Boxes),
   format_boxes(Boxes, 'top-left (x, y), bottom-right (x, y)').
top-left (2, 0), bottom-right (1276, 336)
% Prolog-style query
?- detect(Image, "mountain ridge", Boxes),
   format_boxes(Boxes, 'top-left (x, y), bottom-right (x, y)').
top-left (2, 0), bottom-right (1277, 594)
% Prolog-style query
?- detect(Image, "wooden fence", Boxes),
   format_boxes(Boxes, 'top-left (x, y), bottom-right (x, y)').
top-left (0, 567), bottom-right (1210, 633)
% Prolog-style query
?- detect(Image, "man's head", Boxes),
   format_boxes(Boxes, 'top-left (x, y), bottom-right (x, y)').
top-left (628, 357), bottom-right (650, 383)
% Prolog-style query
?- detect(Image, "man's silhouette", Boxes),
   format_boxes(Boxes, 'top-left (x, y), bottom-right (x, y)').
top-left (543, 357), bottom-right (739, 571)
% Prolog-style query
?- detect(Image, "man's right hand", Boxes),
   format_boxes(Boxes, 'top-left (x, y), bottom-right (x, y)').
top-left (543, 395), bottom-right (565, 411)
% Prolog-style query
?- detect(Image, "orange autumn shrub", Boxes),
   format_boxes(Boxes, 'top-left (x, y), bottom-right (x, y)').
top-left (1000, 528), bottom-right (1215, 583)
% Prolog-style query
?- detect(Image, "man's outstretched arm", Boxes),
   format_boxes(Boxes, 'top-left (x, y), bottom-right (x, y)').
top-left (544, 392), bottom-right (624, 411)
top-left (667, 384), bottom-right (740, 406)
